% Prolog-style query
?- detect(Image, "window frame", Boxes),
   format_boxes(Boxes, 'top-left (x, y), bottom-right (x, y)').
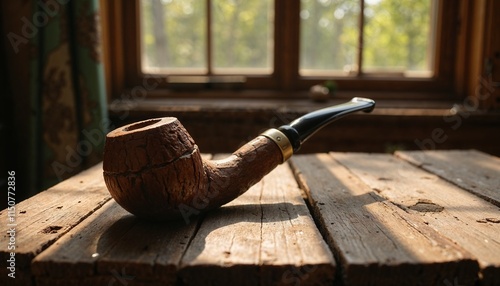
top-left (104, 0), bottom-right (460, 100)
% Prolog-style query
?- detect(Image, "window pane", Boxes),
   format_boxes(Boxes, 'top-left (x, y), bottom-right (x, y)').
top-left (140, 0), bottom-right (206, 73)
top-left (300, 0), bottom-right (360, 75)
top-left (212, 0), bottom-right (274, 74)
top-left (363, 0), bottom-right (435, 74)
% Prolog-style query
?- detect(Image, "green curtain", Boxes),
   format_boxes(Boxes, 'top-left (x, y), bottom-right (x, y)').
top-left (25, 0), bottom-right (108, 196)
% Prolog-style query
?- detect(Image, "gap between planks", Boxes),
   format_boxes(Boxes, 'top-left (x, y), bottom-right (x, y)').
top-left (178, 155), bottom-right (336, 285)
top-left (330, 151), bottom-right (499, 285)
top-left (395, 149), bottom-right (500, 207)
top-left (30, 157), bottom-right (215, 285)
top-left (290, 153), bottom-right (481, 286)
top-left (28, 155), bottom-right (336, 285)
top-left (0, 163), bottom-right (112, 285)
top-left (32, 199), bottom-right (199, 286)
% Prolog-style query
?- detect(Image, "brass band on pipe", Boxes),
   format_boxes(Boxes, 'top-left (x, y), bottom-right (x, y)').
top-left (260, 129), bottom-right (294, 163)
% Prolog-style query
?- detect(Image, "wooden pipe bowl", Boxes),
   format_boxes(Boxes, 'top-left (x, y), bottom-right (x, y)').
top-left (102, 118), bottom-right (207, 220)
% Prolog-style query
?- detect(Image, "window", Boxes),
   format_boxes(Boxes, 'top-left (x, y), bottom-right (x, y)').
top-left (140, 0), bottom-right (274, 75)
top-left (300, 0), bottom-right (437, 77)
top-left (106, 0), bottom-right (459, 97)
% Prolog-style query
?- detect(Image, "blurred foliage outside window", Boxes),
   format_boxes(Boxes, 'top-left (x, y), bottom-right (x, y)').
top-left (141, 0), bottom-right (273, 74)
top-left (141, 0), bottom-right (435, 77)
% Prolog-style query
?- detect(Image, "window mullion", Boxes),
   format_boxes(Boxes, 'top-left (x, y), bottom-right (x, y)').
top-left (278, 0), bottom-right (300, 90)
top-left (206, 0), bottom-right (212, 75)
top-left (357, 0), bottom-right (365, 76)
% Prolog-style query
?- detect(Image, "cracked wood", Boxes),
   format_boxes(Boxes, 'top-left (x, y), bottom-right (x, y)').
top-left (332, 152), bottom-right (500, 285)
top-left (179, 159), bottom-right (336, 286)
top-left (31, 200), bottom-right (199, 285)
top-left (396, 149), bottom-right (500, 207)
top-left (290, 154), bottom-right (479, 286)
top-left (0, 163), bottom-right (110, 285)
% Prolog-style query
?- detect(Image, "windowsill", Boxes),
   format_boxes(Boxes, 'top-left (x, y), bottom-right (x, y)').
top-left (107, 92), bottom-right (500, 156)
top-left (109, 91), bottom-right (476, 117)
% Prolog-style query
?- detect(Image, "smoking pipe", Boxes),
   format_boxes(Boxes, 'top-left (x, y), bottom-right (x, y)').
top-left (103, 97), bottom-right (375, 220)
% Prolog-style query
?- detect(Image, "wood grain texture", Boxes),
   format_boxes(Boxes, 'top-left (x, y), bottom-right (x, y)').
top-left (332, 152), bottom-right (500, 285)
top-left (179, 161), bottom-right (335, 286)
top-left (396, 150), bottom-right (500, 207)
top-left (5, 150), bottom-right (498, 285)
top-left (202, 136), bottom-right (284, 210)
top-left (103, 116), bottom-right (284, 220)
top-left (290, 154), bottom-right (479, 286)
top-left (32, 199), bottom-right (199, 285)
top-left (103, 117), bottom-right (206, 220)
top-left (0, 163), bottom-right (110, 285)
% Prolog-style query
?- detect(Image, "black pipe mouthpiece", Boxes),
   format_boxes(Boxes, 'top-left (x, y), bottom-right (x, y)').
top-left (278, 97), bottom-right (375, 152)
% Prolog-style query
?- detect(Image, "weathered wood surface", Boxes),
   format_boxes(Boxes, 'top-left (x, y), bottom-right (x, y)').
top-left (0, 163), bottom-right (110, 285)
top-left (332, 152), bottom-right (500, 285)
top-left (179, 160), bottom-right (336, 285)
top-left (32, 200), bottom-right (199, 286)
top-left (20, 156), bottom-right (335, 285)
top-left (396, 149), bottom-right (500, 207)
top-left (2, 151), bottom-right (498, 285)
top-left (290, 154), bottom-right (479, 286)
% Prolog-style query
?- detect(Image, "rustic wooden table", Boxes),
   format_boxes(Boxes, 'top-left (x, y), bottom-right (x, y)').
top-left (1, 150), bottom-right (499, 286)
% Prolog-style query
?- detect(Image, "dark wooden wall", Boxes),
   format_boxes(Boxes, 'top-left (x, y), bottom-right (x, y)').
top-left (109, 102), bottom-right (500, 157)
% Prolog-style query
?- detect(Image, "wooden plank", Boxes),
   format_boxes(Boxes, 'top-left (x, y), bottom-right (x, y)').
top-left (96, 207), bottom-right (198, 285)
top-left (332, 152), bottom-right (500, 285)
top-left (31, 201), bottom-right (132, 283)
top-left (179, 162), bottom-right (335, 285)
top-left (290, 154), bottom-right (479, 286)
top-left (396, 149), bottom-right (500, 207)
top-left (32, 199), bottom-right (199, 285)
top-left (0, 163), bottom-right (111, 285)
top-left (32, 156), bottom-right (216, 285)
